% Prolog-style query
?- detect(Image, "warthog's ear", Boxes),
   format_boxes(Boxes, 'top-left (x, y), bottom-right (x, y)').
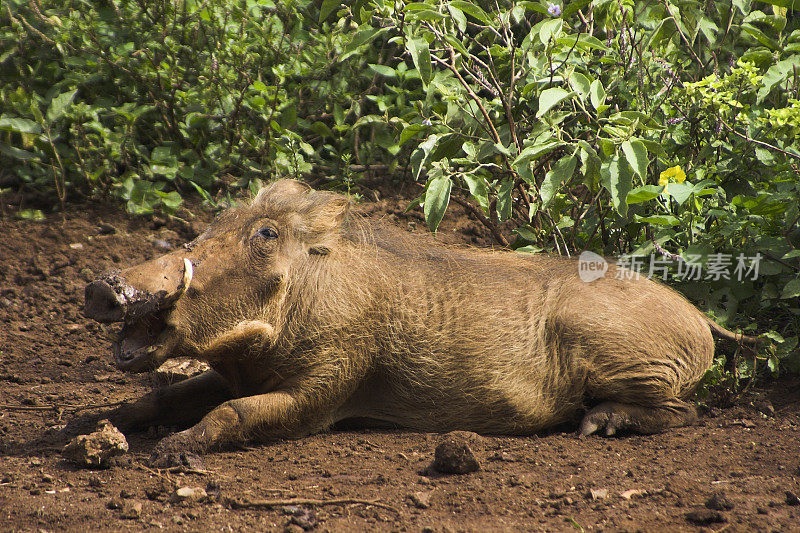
top-left (304, 191), bottom-right (350, 254)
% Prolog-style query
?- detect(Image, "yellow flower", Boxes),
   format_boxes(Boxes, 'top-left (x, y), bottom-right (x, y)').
top-left (659, 165), bottom-right (686, 185)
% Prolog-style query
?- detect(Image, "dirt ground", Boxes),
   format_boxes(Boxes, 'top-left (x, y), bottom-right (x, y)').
top-left (0, 185), bottom-right (798, 532)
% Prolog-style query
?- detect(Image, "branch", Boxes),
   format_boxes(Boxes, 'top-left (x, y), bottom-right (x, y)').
top-left (0, 400), bottom-right (127, 412)
top-left (451, 194), bottom-right (509, 247)
top-left (227, 497), bottom-right (399, 514)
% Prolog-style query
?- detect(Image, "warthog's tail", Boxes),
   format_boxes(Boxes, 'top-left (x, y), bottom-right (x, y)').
top-left (705, 317), bottom-right (760, 346)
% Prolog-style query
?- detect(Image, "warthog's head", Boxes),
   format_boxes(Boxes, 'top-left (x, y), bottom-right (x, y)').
top-left (84, 180), bottom-right (349, 372)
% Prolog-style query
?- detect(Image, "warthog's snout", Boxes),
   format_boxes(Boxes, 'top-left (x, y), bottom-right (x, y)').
top-left (84, 257), bottom-right (193, 372)
top-left (84, 278), bottom-right (135, 323)
top-left (84, 258), bottom-right (193, 323)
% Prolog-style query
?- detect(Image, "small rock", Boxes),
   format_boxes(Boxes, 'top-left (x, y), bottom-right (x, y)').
top-left (686, 509), bottom-right (726, 525)
top-left (120, 500), bottom-right (142, 519)
top-left (206, 479), bottom-right (221, 497)
top-left (589, 488), bottom-right (608, 500)
top-left (120, 489), bottom-right (134, 499)
top-left (151, 239), bottom-right (173, 251)
top-left (408, 491), bottom-right (433, 509)
top-left (284, 524), bottom-right (305, 533)
top-left (619, 489), bottom-right (645, 500)
top-left (151, 359), bottom-right (210, 386)
top-left (489, 451), bottom-right (516, 462)
top-left (431, 432), bottom-right (481, 474)
top-left (170, 486), bottom-right (207, 503)
top-left (288, 507), bottom-right (317, 531)
top-left (786, 490), bottom-right (800, 506)
top-left (508, 475), bottom-right (523, 487)
top-left (705, 491), bottom-right (734, 511)
top-left (753, 399), bottom-right (775, 417)
top-left (88, 476), bottom-right (102, 489)
top-left (107, 497), bottom-right (123, 510)
top-left (68, 243), bottom-right (84, 250)
top-left (757, 506), bottom-right (769, 514)
top-left (97, 223), bottom-right (117, 235)
top-left (41, 473), bottom-right (54, 484)
top-left (145, 486), bottom-right (165, 501)
top-left (62, 420), bottom-right (128, 467)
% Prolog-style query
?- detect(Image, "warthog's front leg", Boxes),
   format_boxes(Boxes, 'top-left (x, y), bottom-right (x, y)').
top-left (150, 390), bottom-right (316, 461)
top-left (107, 370), bottom-right (233, 433)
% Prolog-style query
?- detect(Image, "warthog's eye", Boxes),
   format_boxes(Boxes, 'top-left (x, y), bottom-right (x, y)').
top-left (256, 227), bottom-right (279, 240)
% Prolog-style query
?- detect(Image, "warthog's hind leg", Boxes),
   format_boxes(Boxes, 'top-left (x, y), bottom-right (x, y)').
top-left (579, 399), bottom-right (697, 436)
top-left (107, 369), bottom-right (233, 433)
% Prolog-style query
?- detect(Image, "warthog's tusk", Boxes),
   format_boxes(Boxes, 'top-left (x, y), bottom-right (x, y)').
top-left (160, 258), bottom-right (193, 307)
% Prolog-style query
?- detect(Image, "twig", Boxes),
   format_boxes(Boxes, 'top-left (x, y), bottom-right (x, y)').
top-left (227, 496), bottom-right (399, 514)
top-left (716, 115), bottom-right (800, 161)
top-left (450, 195), bottom-right (509, 247)
top-left (0, 400), bottom-right (127, 413)
top-left (134, 461), bottom-right (177, 486)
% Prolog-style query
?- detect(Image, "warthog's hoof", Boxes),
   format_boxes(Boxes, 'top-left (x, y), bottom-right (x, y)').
top-left (579, 402), bottom-right (633, 436)
top-left (579, 400), bottom-right (697, 436)
top-left (150, 429), bottom-right (208, 468)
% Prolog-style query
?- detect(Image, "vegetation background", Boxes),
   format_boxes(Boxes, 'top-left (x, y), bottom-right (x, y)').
top-left (1, 0), bottom-right (799, 393)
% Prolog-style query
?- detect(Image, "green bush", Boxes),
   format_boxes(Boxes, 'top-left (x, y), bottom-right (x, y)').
top-left (1, 0), bottom-right (799, 386)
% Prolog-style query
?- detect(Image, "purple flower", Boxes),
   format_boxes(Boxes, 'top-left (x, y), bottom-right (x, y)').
top-left (547, 3), bottom-right (561, 17)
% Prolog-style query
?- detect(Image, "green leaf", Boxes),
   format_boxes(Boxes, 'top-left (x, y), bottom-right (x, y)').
top-left (0, 115), bottom-right (42, 135)
top-left (46, 89), bottom-right (78, 123)
top-left (621, 140), bottom-right (648, 181)
top-left (757, 55), bottom-right (800, 103)
top-left (497, 179), bottom-right (515, 222)
top-left (697, 16), bottom-right (720, 46)
top-left (342, 26), bottom-right (387, 60)
top-left (539, 18), bottom-right (563, 46)
top-left (555, 33), bottom-right (610, 52)
top-left (447, 4), bottom-right (467, 32)
top-left (626, 185), bottom-right (665, 204)
top-left (589, 80), bottom-right (605, 110)
top-left (578, 144), bottom-right (601, 187)
top-left (412, 134), bottom-right (440, 180)
top-left (424, 174), bottom-right (452, 233)
top-left (568, 72), bottom-right (591, 99)
top-left (540, 154), bottom-right (577, 205)
top-left (449, 0), bottom-right (491, 24)
top-left (634, 214), bottom-right (679, 226)
top-left (781, 278), bottom-right (800, 299)
top-left (368, 64), bottom-right (395, 77)
top-left (562, 0), bottom-right (591, 19)
top-left (0, 143), bottom-right (36, 160)
top-left (319, 0), bottom-right (341, 22)
top-left (514, 224), bottom-right (539, 242)
top-left (536, 88), bottom-right (573, 118)
top-left (665, 182), bottom-right (693, 205)
top-left (150, 147), bottom-right (178, 179)
top-left (512, 138), bottom-right (563, 169)
top-left (601, 157), bottom-right (632, 217)
top-left (16, 209), bottom-right (45, 221)
top-left (462, 174), bottom-right (489, 213)
top-left (406, 36), bottom-right (432, 86)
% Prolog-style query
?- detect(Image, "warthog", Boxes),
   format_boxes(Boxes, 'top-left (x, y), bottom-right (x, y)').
top-left (83, 179), bottom-right (755, 457)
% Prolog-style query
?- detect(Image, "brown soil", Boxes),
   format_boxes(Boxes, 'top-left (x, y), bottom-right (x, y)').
top-left (1, 190), bottom-right (798, 532)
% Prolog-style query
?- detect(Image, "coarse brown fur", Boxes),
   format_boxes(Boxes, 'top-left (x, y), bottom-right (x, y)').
top-left (82, 179), bottom-right (753, 457)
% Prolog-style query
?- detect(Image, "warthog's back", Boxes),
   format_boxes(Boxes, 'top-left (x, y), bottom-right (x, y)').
top-left (328, 219), bottom-right (714, 434)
